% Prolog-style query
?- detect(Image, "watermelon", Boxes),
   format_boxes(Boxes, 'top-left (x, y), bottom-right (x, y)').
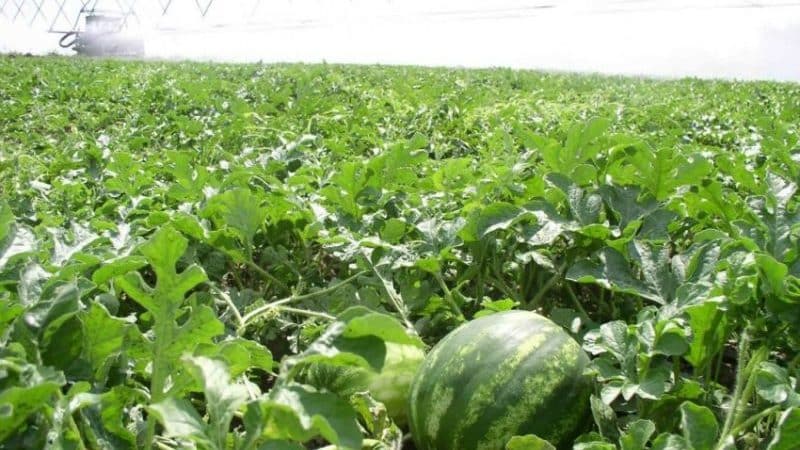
top-left (367, 342), bottom-right (426, 426)
top-left (407, 310), bottom-right (591, 450)
top-left (298, 342), bottom-right (425, 426)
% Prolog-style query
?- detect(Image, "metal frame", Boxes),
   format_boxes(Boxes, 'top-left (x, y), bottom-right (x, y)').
top-left (0, 0), bottom-right (219, 34)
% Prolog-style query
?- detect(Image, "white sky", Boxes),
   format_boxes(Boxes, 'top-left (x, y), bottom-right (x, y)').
top-left (2, 0), bottom-right (799, 81)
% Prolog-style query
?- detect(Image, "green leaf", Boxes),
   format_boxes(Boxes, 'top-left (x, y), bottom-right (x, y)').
top-left (415, 256), bottom-right (441, 274)
top-left (149, 397), bottom-right (212, 447)
top-left (24, 281), bottom-right (81, 339)
top-left (183, 356), bottom-right (249, 447)
top-left (117, 226), bottom-right (207, 317)
top-left (114, 272), bottom-right (154, 311)
top-left (339, 307), bottom-right (424, 347)
top-left (266, 383), bottom-right (362, 449)
top-left (0, 301), bottom-right (23, 339)
top-left (46, 384), bottom-right (98, 450)
top-left (683, 299), bottom-right (728, 370)
top-left (243, 401), bottom-right (300, 446)
top-left (637, 366), bottom-right (670, 399)
top-left (651, 433), bottom-right (690, 450)
top-left (80, 302), bottom-right (131, 382)
top-left (202, 188), bottom-right (268, 247)
top-left (590, 394), bottom-right (619, 440)
top-left (321, 161), bottom-right (371, 217)
top-left (756, 362), bottom-right (800, 405)
top-left (285, 307), bottom-right (424, 376)
top-left (629, 240), bottom-right (677, 303)
top-left (679, 401), bottom-right (718, 450)
top-left (474, 298), bottom-right (519, 318)
top-left (506, 434), bottom-right (557, 450)
top-left (115, 227), bottom-right (218, 407)
top-left (569, 240), bottom-right (679, 305)
top-left (193, 338), bottom-right (274, 377)
top-left (172, 212), bottom-right (207, 241)
top-left (257, 441), bottom-right (305, 450)
top-left (380, 218), bottom-right (407, 244)
top-left (0, 200), bottom-right (12, 241)
top-left (768, 408), bottom-right (800, 450)
top-left (584, 321), bottom-right (631, 360)
top-left (572, 163), bottom-right (598, 186)
top-left (574, 443), bottom-right (618, 450)
top-left (568, 248), bottom-right (662, 304)
top-left (81, 386), bottom-right (144, 449)
top-left (140, 227), bottom-right (207, 300)
top-left (0, 221), bottom-right (35, 270)
top-left (546, 173), bottom-right (603, 226)
top-left (599, 185), bottom-right (661, 231)
top-left (653, 324), bottom-right (689, 356)
top-left (616, 147), bottom-right (711, 201)
top-left (620, 419), bottom-right (656, 450)
top-left (757, 254), bottom-right (789, 296)
top-left (685, 180), bottom-right (742, 228)
top-left (565, 117), bottom-right (611, 157)
top-left (540, 118), bottom-right (610, 174)
top-left (91, 255), bottom-right (147, 286)
top-left (49, 223), bottom-right (99, 266)
top-left (0, 203), bottom-right (35, 277)
top-left (736, 174), bottom-right (800, 263)
top-left (291, 318), bottom-right (380, 372)
top-left (460, 202), bottom-right (531, 242)
top-left (166, 305), bottom-right (225, 359)
top-left (0, 382), bottom-right (62, 441)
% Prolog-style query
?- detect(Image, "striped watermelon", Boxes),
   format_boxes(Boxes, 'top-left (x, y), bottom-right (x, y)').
top-left (296, 342), bottom-right (424, 426)
top-left (407, 310), bottom-right (591, 450)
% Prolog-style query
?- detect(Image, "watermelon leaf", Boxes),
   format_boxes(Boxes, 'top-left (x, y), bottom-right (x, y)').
top-left (506, 434), bottom-right (556, 450)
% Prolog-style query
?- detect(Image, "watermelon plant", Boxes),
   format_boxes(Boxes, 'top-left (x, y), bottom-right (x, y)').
top-left (0, 55), bottom-right (799, 449)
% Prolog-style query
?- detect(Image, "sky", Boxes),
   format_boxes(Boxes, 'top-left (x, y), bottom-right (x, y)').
top-left (1, 0), bottom-right (799, 81)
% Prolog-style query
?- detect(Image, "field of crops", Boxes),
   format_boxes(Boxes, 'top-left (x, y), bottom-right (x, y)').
top-left (1, 56), bottom-right (799, 449)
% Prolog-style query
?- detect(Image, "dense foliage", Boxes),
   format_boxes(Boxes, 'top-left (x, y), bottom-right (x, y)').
top-left (1, 55), bottom-right (799, 449)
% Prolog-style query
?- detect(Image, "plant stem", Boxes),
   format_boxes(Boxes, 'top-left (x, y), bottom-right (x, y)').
top-left (361, 253), bottom-right (416, 330)
top-left (230, 265), bottom-right (245, 290)
top-left (154, 441), bottom-right (173, 450)
top-left (673, 356), bottom-right (683, 385)
top-left (241, 257), bottom-right (290, 293)
top-left (207, 283), bottom-right (245, 329)
top-left (703, 354), bottom-right (714, 403)
top-left (275, 305), bottom-right (335, 320)
top-left (716, 331), bottom-right (753, 450)
top-left (729, 405), bottom-right (782, 439)
top-left (238, 270), bottom-right (366, 332)
top-left (714, 347), bottom-right (725, 386)
top-left (434, 272), bottom-right (464, 319)
top-left (564, 282), bottom-right (591, 322)
top-left (599, 287), bottom-right (607, 316)
top-left (489, 263), bottom-right (521, 304)
top-left (717, 335), bottom-right (748, 449)
top-left (522, 262), bottom-right (536, 301)
top-left (0, 359), bottom-right (25, 373)
top-left (57, 391), bottom-right (88, 450)
top-left (145, 309), bottom-right (176, 450)
top-left (732, 345), bottom-right (769, 430)
top-left (789, 354), bottom-right (800, 376)
top-left (452, 276), bottom-right (474, 296)
top-left (528, 262), bottom-right (567, 310)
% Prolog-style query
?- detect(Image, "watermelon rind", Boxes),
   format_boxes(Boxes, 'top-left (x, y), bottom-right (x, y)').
top-left (407, 310), bottom-right (592, 450)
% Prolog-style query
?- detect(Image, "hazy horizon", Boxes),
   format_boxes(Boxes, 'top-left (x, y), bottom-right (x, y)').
top-left (2, 0), bottom-right (799, 82)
